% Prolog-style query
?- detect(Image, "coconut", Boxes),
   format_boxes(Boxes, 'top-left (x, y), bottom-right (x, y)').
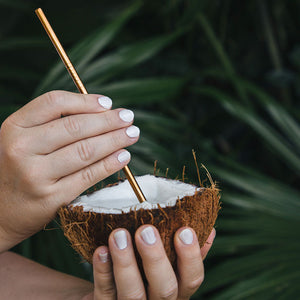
top-left (59, 174), bottom-right (220, 273)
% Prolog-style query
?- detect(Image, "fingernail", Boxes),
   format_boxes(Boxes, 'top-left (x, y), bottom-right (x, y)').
top-left (141, 226), bottom-right (156, 245)
top-left (114, 230), bottom-right (127, 249)
top-left (98, 96), bottom-right (112, 109)
top-left (119, 109), bottom-right (134, 122)
top-left (179, 228), bottom-right (193, 245)
top-left (99, 249), bottom-right (109, 263)
top-left (117, 151), bottom-right (131, 163)
top-left (126, 125), bottom-right (140, 138)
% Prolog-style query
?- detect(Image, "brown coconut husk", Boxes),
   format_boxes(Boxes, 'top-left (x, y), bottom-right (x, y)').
top-left (58, 185), bottom-right (220, 272)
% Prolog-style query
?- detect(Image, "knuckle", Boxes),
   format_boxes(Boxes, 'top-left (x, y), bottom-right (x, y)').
top-left (0, 118), bottom-right (11, 132)
top-left (77, 140), bottom-right (94, 162)
top-left (45, 90), bottom-right (63, 107)
top-left (159, 282), bottom-right (178, 300)
top-left (120, 290), bottom-right (145, 300)
top-left (63, 116), bottom-right (81, 138)
top-left (25, 168), bottom-right (38, 183)
top-left (110, 132), bottom-right (122, 149)
top-left (186, 274), bottom-right (205, 292)
top-left (38, 184), bottom-right (53, 200)
top-left (5, 136), bottom-right (28, 158)
top-left (101, 159), bottom-right (113, 176)
top-left (81, 166), bottom-right (96, 184)
top-left (178, 244), bottom-right (202, 262)
top-left (117, 256), bottom-right (133, 269)
top-left (95, 268), bottom-right (112, 278)
top-left (21, 166), bottom-right (49, 197)
top-left (149, 252), bottom-right (165, 265)
top-left (25, 162), bottom-right (41, 182)
top-left (94, 268), bottom-right (114, 287)
top-left (103, 112), bottom-right (115, 130)
top-left (100, 286), bottom-right (116, 297)
top-left (80, 94), bottom-right (89, 106)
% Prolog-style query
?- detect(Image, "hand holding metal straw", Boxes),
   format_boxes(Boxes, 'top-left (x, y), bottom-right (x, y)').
top-left (35, 8), bottom-right (146, 203)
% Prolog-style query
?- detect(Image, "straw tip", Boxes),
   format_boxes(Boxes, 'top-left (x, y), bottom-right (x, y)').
top-left (35, 8), bottom-right (42, 14)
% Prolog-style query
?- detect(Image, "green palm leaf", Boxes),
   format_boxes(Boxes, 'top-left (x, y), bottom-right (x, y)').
top-left (88, 77), bottom-right (186, 106)
top-left (195, 86), bottom-right (300, 173)
top-left (33, 1), bottom-right (142, 96)
top-left (190, 11), bottom-right (300, 299)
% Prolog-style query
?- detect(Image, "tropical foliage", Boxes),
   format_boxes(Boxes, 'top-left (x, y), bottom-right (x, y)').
top-left (0, 0), bottom-right (299, 298)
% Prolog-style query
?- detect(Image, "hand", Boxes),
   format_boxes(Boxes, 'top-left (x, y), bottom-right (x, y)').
top-left (84, 226), bottom-right (216, 300)
top-left (0, 91), bottom-right (140, 252)
top-left (0, 227), bottom-right (215, 300)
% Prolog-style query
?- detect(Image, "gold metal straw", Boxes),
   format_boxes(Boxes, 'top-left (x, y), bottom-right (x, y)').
top-left (35, 8), bottom-right (147, 203)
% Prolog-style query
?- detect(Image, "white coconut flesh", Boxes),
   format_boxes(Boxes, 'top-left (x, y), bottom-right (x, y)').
top-left (71, 174), bottom-right (202, 214)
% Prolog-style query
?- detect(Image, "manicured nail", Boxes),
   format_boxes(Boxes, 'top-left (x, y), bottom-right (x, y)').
top-left (141, 226), bottom-right (156, 245)
top-left (126, 125), bottom-right (140, 138)
top-left (98, 96), bottom-right (112, 109)
top-left (119, 109), bottom-right (134, 122)
top-left (99, 249), bottom-right (109, 263)
top-left (179, 228), bottom-right (193, 245)
top-left (114, 230), bottom-right (127, 249)
top-left (117, 151), bottom-right (131, 163)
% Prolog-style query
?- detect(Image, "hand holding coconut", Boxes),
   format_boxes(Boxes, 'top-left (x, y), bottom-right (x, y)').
top-left (85, 226), bottom-right (216, 300)
top-left (0, 90), bottom-right (139, 252)
top-left (0, 90), bottom-right (219, 299)
top-left (0, 226), bottom-right (215, 299)
top-left (0, 10), bottom-right (220, 299)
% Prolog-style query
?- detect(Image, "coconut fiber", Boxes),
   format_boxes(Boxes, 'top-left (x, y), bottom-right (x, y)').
top-left (59, 185), bottom-right (220, 275)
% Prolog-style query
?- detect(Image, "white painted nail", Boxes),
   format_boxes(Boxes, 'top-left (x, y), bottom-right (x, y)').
top-left (141, 227), bottom-right (156, 245)
top-left (114, 230), bottom-right (127, 250)
top-left (99, 251), bottom-right (108, 263)
top-left (98, 96), bottom-right (112, 109)
top-left (126, 125), bottom-right (140, 138)
top-left (179, 228), bottom-right (193, 245)
top-left (119, 109), bottom-right (134, 122)
top-left (117, 151), bottom-right (131, 163)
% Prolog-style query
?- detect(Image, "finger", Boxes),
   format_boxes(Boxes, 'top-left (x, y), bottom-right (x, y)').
top-left (135, 225), bottom-right (178, 300)
top-left (174, 227), bottom-right (204, 300)
top-left (31, 108), bottom-right (134, 153)
top-left (55, 149), bottom-right (131, 205)
top-left (108, 229), bottom-right (146, 300)
top-left (46, 125), bottom-right (139, 179)
top-left (93, 246), bottom-right (116, 300)
top-left (201, 228), bottom-right (216, 260)
top-left (10, 91), bottom-right (112, 127)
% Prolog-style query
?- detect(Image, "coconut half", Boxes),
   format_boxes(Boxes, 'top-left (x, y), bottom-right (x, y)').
top-left (59, 175), bottom-right (220, 271)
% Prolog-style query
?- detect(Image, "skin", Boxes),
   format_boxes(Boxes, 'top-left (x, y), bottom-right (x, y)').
top-left (0, 91), bottom-right (137, 251)
top-left (0, 91), bottom-right (216, 299)
top-left (0, 228), bottom-right (216, 300)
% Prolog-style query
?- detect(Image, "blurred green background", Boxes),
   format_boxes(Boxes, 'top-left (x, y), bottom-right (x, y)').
top-left (1, 0), bottom-right (300, 299)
